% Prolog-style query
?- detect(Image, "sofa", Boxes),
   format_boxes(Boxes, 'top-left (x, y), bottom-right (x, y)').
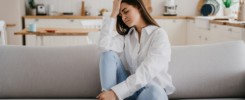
top-left (0, 41), bottom-right (244, 100)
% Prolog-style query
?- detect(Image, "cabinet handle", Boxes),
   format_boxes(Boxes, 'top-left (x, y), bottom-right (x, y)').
top-left (214, 25), bottom-right (217, 28)
top-left (228, 28), bottom-right (232, 32)
top-left (199, 35), bottom-right (202, 39)
top-left (173, 20), bottom-right (176, 23)
top-left (205, 37), bottom-right (208, 41)
top-left (35, 19), bottom-right (39, 22)
top-left (70, 19), bottom-right (74, 22)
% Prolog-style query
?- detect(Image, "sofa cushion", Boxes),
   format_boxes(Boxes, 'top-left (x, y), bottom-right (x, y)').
top-left (0, 98), bottom-right (244, 100)
top-left (0, 45), bottom-right (101, 98)
top-left (168, 41), bottom-right (245, 99)
top-left (176, 98), bottom-right (245, 100)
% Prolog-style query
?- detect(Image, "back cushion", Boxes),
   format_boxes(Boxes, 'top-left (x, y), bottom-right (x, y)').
top-left (0, 45), bottom-right (101, 98)
top-left (168, 41), bottom-right (245, 99)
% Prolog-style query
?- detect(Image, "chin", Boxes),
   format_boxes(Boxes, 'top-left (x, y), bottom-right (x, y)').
top-left (124, 21), bottom-right (134, 27)
top-left (126, 23), bottom-right (134, 27)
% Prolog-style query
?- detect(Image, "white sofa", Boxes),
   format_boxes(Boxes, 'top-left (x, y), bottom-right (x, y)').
top-left (0, 41), bottom-right (244, 100)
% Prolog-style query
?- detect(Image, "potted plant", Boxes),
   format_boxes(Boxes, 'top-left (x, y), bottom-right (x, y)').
top-left (222, 0), bottom-right (237, 16)
top-left (28, 0), bottom-right (36, 15)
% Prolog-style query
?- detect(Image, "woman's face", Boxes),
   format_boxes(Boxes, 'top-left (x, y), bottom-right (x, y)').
top-left (120, 2), bottom-right (141, 27)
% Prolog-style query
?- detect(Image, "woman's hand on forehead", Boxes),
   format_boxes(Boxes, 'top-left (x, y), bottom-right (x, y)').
top-left (111, 0), bottom-right (122, 18)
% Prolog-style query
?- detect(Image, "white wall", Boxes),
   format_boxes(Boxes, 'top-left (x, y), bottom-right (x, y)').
top-left (30, 0), bottom-right (200, 16)
top-left (0, 0), bottom-right (26, 45)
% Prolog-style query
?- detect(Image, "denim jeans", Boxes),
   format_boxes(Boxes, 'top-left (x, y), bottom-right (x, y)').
top-left (99, 51), bottom-right (168, 100)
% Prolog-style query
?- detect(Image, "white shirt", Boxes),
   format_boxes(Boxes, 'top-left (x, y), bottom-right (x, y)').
top-left (98, 17), bottom-right (175, 100)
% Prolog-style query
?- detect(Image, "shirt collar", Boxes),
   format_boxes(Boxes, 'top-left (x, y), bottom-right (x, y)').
top-left (144, 25), bottom-right (159, 35)
top-left (129, 25), bottom-right (158, 35)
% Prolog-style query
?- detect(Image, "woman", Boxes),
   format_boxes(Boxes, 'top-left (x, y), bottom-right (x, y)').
top-left (96, 0), bottom-right (175, 100)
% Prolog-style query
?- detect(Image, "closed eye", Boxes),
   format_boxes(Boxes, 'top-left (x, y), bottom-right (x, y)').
top-left (122, 10), bottom-right (129, 15)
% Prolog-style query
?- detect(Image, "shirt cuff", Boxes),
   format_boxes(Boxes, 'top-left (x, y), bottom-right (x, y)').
top-left (111, 81), bottom-right (133, 100)
top-left (101, 17), bottom-right (116, 36)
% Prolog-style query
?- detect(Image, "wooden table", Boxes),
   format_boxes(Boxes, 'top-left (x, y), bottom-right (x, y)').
top-left (15, 28), bottom-right (99, 45)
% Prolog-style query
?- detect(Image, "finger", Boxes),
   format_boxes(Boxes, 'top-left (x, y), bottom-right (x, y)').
top-left (98, 95), bottom-right (104, 100)
top-left (96, 93), bottom-right (102, 98)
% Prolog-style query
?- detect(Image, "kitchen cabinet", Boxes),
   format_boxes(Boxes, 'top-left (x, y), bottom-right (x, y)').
top-left (25, 18), bottom-right (187, 46)
top-left (187, 19), bottom-right (218, 45)
top-left (156, 19), bottom-right (187, 45)
top-left (24, 17), bottom-right (245, 46)
top-left (26, 36), bottom-right (89, 46)
top-left (187, 19), bottom-right (201, 44)
top-left (210, 24), bottom-right (244, 42)
top-left (25, 19), bottom-right (102, 28)
top-left (187, 19), bottom-right (245, 45)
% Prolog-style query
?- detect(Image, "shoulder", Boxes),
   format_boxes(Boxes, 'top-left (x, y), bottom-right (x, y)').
top-left (152, 27), bottom-right (168, 39)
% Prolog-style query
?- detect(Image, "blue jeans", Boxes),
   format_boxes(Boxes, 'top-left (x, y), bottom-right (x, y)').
top-left (99, 51), bottom-right (168, 100)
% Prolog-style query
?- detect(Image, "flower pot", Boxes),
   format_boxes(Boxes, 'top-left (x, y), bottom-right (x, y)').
top-left (31, 9), bottom-right (36, 16)
top-left (223, 8), bottom-right (232, 16)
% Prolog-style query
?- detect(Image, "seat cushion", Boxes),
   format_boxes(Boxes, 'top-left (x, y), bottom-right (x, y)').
top-left (0, 45), bottom-right (101, 98)
top-left (169, 41), bottom-right (245, 99)
top-left (173, 98), bottom-right (245, 100)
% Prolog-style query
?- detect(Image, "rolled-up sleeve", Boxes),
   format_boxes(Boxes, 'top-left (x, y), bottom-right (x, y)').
top-left (98, 16), bottom-right (125, 53)
top-left (111, 29), bottom-right (171, 100)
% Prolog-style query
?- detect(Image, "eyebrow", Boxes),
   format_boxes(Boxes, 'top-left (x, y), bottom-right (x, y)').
top-left (121, 8), bottom-right (127, 13)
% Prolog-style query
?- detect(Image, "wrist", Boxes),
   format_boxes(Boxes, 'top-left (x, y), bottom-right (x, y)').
top-left (110, 13), bottom-right (118, 18)
top-left (110, 90), bottom-right (119, 100)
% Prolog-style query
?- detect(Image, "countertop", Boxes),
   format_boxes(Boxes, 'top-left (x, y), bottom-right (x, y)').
top-left (23, 16), bottom-right (245, 28)
top-left (23, 15), bottom-right (188, 19)
top-left (209, 20), bottom-right (245, 28)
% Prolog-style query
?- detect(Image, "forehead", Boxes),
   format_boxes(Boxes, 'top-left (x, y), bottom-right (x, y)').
top-left (120, 2), bottom-right (133, 11)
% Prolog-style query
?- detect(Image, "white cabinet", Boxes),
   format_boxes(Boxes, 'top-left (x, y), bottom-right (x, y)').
top-left (156, 19), bottom-right (187, 45)
top-left (187, 19), bottom-right (245, 45)
top-left (25, 19), bottom-right (102, 28)
top-left (210, 24), bottom-right (244, 42)
top-left (187, 19), bottom-right (211, 44)
top-left (24, 18), bottom-right (245, 46)
top-left (187, 19), bottom-right (200, 44)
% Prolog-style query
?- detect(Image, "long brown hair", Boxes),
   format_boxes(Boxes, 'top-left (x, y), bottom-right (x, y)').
top-left (116, 0), bottom-right (159, 35)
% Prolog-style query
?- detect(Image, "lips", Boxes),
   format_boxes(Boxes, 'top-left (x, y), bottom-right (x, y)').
top-left (124, 20), bottom-right (130, 24)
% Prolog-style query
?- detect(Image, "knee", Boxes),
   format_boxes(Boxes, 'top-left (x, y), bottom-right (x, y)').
top-left (144, 84), bottom-right (168, 100)
top-left (146, 85), bottom-right (160, 96)
top-left (101, 51), bottom-right (117, 59)
top-left (100, 50), bottom-right (119, 64)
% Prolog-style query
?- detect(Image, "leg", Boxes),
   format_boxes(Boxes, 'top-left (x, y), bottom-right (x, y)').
top-left (136, 84), bottom-right (168, 100)
top-left (116, 56), bottom-right (129, 84)
top-left (99, 51), bottom-right (129, 91)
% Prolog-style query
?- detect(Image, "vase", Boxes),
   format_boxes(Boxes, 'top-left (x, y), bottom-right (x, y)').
top-left (224, 8), bottom-right (232, 16)
top-left (31, 9), bottom-right (36, 16)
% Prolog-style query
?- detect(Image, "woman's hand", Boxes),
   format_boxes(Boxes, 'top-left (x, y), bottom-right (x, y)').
top-left (111, 0), bottom-right (122, 18)
top-left (96, 90), bottom-right (118, 100)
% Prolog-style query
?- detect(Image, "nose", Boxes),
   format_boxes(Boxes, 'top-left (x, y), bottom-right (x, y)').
top-left (122, 15), bottom-right (127, 22)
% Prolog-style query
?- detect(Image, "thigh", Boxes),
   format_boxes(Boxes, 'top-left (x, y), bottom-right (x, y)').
top-left (124, 87), bottom-right (144, 100)
top-left (136, 84), bottom-right (168, 100)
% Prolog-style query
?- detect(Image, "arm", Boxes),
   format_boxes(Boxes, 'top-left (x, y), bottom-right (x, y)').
top-left (111, 29), bottom-right (171, 100)
top-left (98, 0), bottom-right (124, 53)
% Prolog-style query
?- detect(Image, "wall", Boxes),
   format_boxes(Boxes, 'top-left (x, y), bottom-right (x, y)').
top-left (29, 0), bottom-right (200, 16)
top-left (0, 0), bottom-right (26, 45)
